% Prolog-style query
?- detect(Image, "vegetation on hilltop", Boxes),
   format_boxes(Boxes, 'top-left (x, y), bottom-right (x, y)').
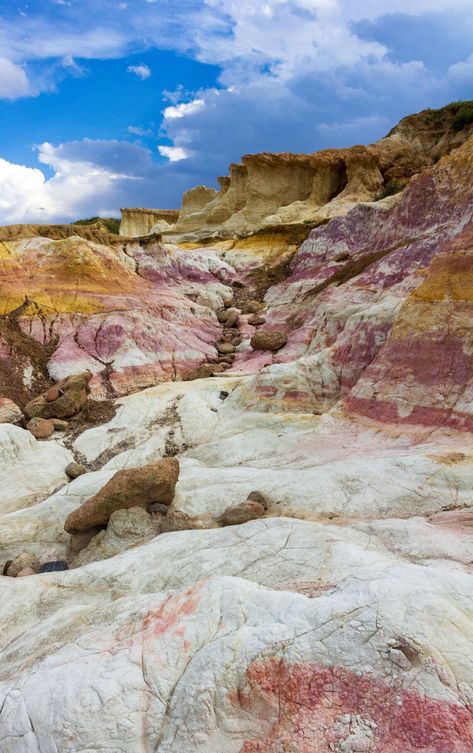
top-left (73, 216), bottom-right (121, 234)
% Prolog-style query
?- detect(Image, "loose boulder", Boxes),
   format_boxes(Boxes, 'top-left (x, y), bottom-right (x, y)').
top-left (246, 300), bottom-right (265, 314)
top-left (25, 372), bottom-right (92, 420)
top-left (6, 552), bottom-right (40, 577)
top-left (161, 508), bottom-right (194, 533)
top-left (250, 330), bottom-right (288, 352)
top-left (27, 417), bottom-right (55, 439)
top-left (0, 398), bottom-right (23, 425)
top-left (71, 507), bottom-right (160, 568)
top-left (248, 315), bottom-right (266, 326)
top-left (217, 342), bottom-right (235, 355)
top-left (219, 500), bottom-right (266, 526)
top-left (247, 490), bottom-right (271, 510)
top-left (64, 458), bottom-right (180, 533)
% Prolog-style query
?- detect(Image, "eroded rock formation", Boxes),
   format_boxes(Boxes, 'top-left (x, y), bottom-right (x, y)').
top-left (1, 102), bottom-right (473, 752)
top-left (158, 101), bottom-right (473, 242)
top-left (119, 207), bottom-right (180, 236)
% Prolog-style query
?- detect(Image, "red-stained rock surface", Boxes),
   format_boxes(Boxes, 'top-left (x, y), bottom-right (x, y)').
top-left (238, 659), bottom-right (473, 752)
top-left (232, 136), bottom-right (473, 438)
top-left (0, 238), bottom-right (236, 400)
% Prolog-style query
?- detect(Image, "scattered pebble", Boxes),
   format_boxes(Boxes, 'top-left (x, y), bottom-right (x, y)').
top-left (39, 561), bottom-right (69, 573)
top-left (66, 462), bottom-right (86, 479)
top-left (26, 417), bottom-right (55, 439)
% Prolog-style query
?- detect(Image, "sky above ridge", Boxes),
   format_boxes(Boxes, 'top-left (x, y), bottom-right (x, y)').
top-left (0, 0), bottom-right (472, 224)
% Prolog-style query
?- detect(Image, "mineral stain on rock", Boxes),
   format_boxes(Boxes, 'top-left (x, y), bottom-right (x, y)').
top-left (235, 659), bottom-right (473, 752)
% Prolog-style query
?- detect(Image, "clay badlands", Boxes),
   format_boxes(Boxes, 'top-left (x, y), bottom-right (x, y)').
top-left (1, 102), bottom-right (473, 752)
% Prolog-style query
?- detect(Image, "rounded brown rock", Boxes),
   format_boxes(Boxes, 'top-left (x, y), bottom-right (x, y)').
top-left (219, 500), bottom-right (266, 526)
top-left (250, 331), bottom-right (288, 352)
top-left (27, 417), bottom-right (55, 439)
top-left (25, 371), bottom-right (92, 420)
top-left (64, 458), bottom-right (180, 534)
top-left (161, 508), bottom-right (194, 533)
top-left (247, 490), bottom-right (271, 510)
top-left (6, 552), bottom-right (41, 577)
top-left (246, 300), bottom-right (265, 314)
top-left (45, 387), bottom-right (61, 402)
top-left (66, 462), bottom-right (86, 479)
top-left (217, 342), bottom-right (236, 355)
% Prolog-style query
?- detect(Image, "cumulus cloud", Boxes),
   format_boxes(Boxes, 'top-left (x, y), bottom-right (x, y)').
top-left (163, 98), bottom-right (205, 119)
top-left (1, 0), bottom-right (473, 221)
top-left (0, 58), bottom-right (31, 99)
top-left (0, 139), bottom-right (200, 224)
top-left (127, 64), bottom-right (152, 80)
top-left (158, 146), bottom-right (188, 162)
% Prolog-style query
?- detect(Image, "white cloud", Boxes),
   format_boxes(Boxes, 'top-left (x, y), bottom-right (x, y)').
top-left (127, 64), bottom-right (151, 80)
top-left (158, 145), bottom-right (188, 161)
top-left (163, 98), bottom-right (205, 119)
top-left (127, 125), bottom-right (153, 136)
top-left (0, 57), bottom-right (31, 99)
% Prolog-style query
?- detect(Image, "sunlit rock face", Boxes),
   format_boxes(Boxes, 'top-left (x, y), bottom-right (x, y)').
top-left (1, 107), bottom-right (473, 752)
top-left (119, 208), bottom-right (179, 237)
top-left (164, 103), bottom-right (473, 242)
top-left (231, 136), bottom-right (473, 433)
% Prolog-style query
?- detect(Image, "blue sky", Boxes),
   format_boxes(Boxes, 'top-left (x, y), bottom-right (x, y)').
top-left (0, 0), bottom-right (472, 224)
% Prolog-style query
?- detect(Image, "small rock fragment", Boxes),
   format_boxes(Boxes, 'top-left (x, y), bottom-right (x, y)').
top-left (223, 308), bottom-right (241, 327)
top-left (219, 500), bottom-right (265, 526)
top-left (39, 561), bottom-right (69, 573)
top-left (250, 331), bottom-right (288, 352)
top-left (64, 458), bottom-right (180, 533)
top-left (16, 567), bottom-right (37, 577)
top-left (217, 342), bottom-right (236, 354)
top-left (45, 386), bottom-right (61, 402)
top-left (148, 502), bottom-right (169, 515)
top-left (246, 300), bottom-right (265, 314)
top-left (27, 417), bottom-right (55, 439)
top-left (52, 419), bottom-right (69, 431)
top-left (66, 461), bottom-right (86, 479)
top-left (0, 398), bottom-right (23, 424)
top-left (161, 508), bottom-right (194, 533)
top-left (247, 490), bottom-right (271, 510)
top-left (6, 552), bottom-right (40, 577)
top-left (248, 315), bottom-right (266, 326)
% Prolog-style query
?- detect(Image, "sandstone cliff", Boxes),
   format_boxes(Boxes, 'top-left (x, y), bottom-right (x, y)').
top-left (159, 101), bottom-right (473, 241)
top-left (119, 207), bottom-right (179, 236)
